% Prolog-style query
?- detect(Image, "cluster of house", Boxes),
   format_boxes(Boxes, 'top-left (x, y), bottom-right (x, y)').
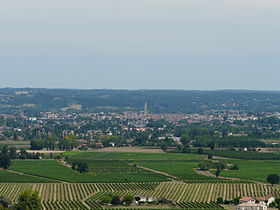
top-left (237, 195), bottom-right (275, 210)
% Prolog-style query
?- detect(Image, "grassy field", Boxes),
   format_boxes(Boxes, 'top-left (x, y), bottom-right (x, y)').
top-left (216, 159), bottom-right (280, 182)
top-left (62, 151), bottom-right (206, 160)
top-left (10, 160), bottom-right (168, 183)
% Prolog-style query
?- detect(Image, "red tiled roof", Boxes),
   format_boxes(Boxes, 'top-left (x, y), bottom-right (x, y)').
top-left (256, 195), bottom-right (274, 201)
top-left (240, 197), bottom-right (254, 202)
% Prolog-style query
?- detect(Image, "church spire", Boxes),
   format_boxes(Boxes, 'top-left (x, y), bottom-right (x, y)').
top-left (144, 102), bottom-right (148, 115)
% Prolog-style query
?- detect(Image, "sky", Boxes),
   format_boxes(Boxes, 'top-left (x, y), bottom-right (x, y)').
top-left (0, 0), bottom-right (280, 90)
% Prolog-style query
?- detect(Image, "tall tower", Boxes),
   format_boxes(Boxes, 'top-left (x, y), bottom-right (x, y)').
top-left (144, 102), bottom-right (148, 115)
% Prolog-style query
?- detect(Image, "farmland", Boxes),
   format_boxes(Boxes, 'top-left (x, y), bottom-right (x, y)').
top-left (0, 170), bottom-right (53, 183)
top-left (9, 160), bottom-right (96, 183)
top-left (1, 150), bottom-right (280, 209)
top-left (0, 182), bottom-right (278, 209)
top-left (205, 150), bottom-right (280, 160)
top-left (66, 159), bottom-right (169, 182)
top-left (62, 151), bottom-right (206, 160)
top-left (9, 160), bottom-right (169, 183)
top-left (215, 159), bottom-right (280, 182)
top-left (139, 161), bottom-right (245, 183)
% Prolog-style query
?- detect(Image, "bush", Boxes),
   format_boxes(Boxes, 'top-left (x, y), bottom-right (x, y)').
top-left (230, 164), bottom-right (239, 170)
top-left (111, 196), bottom-right (122, 205)
top-left (183, 146), bottom-right (191, 153)
top-left (124, 195), bottom-right (134, 205)
top-left (77, 162), bottom-right (88, 173)
top-left (197, 148), bottom-right (203, 154)
top-left (0, 196), bottom-right (10, 208)
top-left (100, 195), bottom-right (112, 204)
top-left (198, 160), bottom-right (213, 171)
top-left (216, 197), bottom-right (223, 204)
top-left (267, 174), bottom-right (280, 185)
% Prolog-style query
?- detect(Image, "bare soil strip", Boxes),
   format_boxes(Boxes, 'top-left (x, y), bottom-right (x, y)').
top-left (136, 165), bottom-right (178, 180)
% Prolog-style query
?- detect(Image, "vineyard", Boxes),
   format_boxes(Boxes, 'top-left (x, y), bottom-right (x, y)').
top-left (62, 151), bottom-right (206, 160)
top-left (205, 150), bottom-right (280, 160)
top-left (216, 159), bottom-right (280, 182)
top-left (139, 161), bottom-right (247, 183)
top-left (66, 160), bottom-right (169, 182)
top-left (0, 170), bottom-right (53, 183)
top-left (10, 160), bottom-right (169, 183)
top-left (0, 182), bottom-right (278, 209)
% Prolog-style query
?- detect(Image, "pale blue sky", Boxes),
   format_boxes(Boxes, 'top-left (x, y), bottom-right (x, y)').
top-left (1, 0), bottom-right (280, 90)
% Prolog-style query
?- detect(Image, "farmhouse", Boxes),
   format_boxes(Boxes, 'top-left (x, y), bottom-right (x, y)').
top-left (135, 195), bottom-right (156, 203)
top-left (237, 203), bottom-right (267, 210)
top-left (239, 195), bottom-right (275, 206)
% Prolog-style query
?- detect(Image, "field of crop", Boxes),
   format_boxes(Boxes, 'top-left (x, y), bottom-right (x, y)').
top-left (0, 140), bottom-right (31, 149)
top-left (139, 161), bottom-right (245, 183)
top-left (0, 170), bottom-right (53, 183)
top-left (10, 160), bottom-right (168, 183)
top-left (62, 151), bottom-right (206, 160)
top-left (9, 160), bottom-right (97, 182)
top-left (66, 159), bottom-right (169, 182)
top-left (0, 182), bottom-right (278, 209)
top-left (215, 159), bottom-right (280, 182)
top-left (205, 150), bottom-right (280, 160)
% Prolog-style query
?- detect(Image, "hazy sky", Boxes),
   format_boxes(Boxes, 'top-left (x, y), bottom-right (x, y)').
top-left (1, 0), bottom-right (280, 90)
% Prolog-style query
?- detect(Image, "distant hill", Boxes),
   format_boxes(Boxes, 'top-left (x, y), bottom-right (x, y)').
top-left (1, 88), bottom-right (280, 114)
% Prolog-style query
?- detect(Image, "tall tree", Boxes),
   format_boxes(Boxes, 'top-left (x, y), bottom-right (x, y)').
top-left (14, 189), bottom-right (42, 210)
top-left (0, 154), bottom-right (11, 170)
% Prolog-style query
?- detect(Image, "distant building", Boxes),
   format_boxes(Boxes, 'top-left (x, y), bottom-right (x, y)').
top-left (144, 102), bottom-right (148, 115)
top-left (135, 195), bottom-right (156, 203)
top-left (237, 203), bottom-right (267, 210)
top-left (239, 196), bottom-right (275, 207)
top-left (109, 142), bottom-right (115, 147)
top-left (94, 143), bottom-right (104, 148)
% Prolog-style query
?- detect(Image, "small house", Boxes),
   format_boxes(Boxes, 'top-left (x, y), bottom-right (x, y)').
top-left (237, 203), bottom-right (267, 210)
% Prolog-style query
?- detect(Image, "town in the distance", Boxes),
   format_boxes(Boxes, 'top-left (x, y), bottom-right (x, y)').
top-left (0, 88), bottom-right (280, 210)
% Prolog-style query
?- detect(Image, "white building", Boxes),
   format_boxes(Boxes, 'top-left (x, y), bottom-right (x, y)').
top-left (237, 203), bottom-right (267, 210)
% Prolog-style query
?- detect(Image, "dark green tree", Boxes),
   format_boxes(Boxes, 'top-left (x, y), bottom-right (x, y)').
top-left (111, 196), bottom-right (122, 205)
top-left (267, 174), bottom-right (280, 185)
top-left (30, 139), bottom-right (43, 150)
top-left (197, 148), bottom-right (203, 154)
top-left (77, 162), bottom-right (88, 173)
top-left (9, 147), bottom-right (17, 159)
top-left (0, 154), bottom-right (11, 170)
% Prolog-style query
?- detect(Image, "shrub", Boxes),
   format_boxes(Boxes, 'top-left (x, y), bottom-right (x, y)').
top-left (100, 195), bottom-right (112, 204)
top-left (197, 148), bottom-right (203, 154)
top-left (198, 160), bottom-right (213, 171)
top-left (267, 174), bottom-right (280, 185)
top-left (230, 164), bottom-right (239, 170)
top-left (111, 196), bottom-right (122, 205)
top-left (216, 197), bottom-right (223, 204)
top-left (124, 195), bottom-right (134, 205)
